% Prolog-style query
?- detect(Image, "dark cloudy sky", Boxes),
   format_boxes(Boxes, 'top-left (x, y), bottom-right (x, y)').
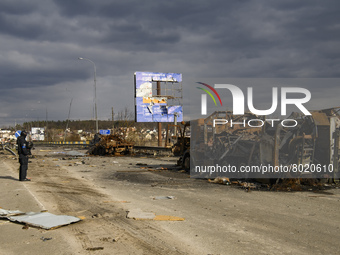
top-left (1, 0), bottom-right (340, 127)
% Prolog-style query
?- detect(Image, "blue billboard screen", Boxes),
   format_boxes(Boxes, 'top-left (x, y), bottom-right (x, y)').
top-left (134, 72), bottom-right (183, 122)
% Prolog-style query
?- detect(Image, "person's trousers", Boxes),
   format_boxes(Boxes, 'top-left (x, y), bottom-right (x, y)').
top-left (19, 155), bottom-right (28, 181)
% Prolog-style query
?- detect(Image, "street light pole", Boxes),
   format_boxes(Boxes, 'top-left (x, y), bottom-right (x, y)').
top-left (78, 57), bottom-right (98, 133)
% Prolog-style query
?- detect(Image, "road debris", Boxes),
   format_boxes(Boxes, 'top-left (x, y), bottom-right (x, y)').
top-left (154, 215), bottom-right (185, 221)
top-left (87, 134), bottom-right (133, 156)
top-left (0, 208), bottom-right (24, 217)
top-left (270, 178), bottom-right (327, 191)
top-left (207, 177), bottom-right (336, 192)
top-left (126, 209), bottom-right (184, 221)
top-left (100, 237), bottom-right (117, 242)
top-left (208, 178), bottom-right (262, 190)
top-left (136, 163), bottom-right (147, 166)
top-left (91, 213), bottom-right (101, 218)
top-left (40, 237), bottom-right (53, 242)
top-left (22, 224), bottom-right (29, 230)
top-left (126, 209), bottom-right (155, 220)
top-left (153, 196), bottom-right (176, 200)
top-left (208, 178), bottom-right (230, 185)
top-left (0, 209), bottom-right (81, 230)
top-left (86, 247), bottom-right (104, 251)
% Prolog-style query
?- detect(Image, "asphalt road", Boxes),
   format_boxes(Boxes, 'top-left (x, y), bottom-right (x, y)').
top-left (1, 147), bottom-right (340, 255)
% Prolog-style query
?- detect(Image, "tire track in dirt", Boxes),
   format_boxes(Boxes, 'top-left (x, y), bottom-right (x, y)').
top-left (7, 155), bottom-right (187, 254)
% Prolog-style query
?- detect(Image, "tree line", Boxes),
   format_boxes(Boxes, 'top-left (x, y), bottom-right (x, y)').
top-left (16, 120), bottom-right (161, 132)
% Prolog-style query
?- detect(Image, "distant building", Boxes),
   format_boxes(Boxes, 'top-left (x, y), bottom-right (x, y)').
top-left (31, 127), bottom-right (45, 141)
top-left (0, 129), bottom-right (11, 134)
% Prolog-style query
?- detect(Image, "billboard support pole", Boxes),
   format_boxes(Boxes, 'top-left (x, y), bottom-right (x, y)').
top-left (174, 113), bottom-right (178, 137)
top-left (157, 81), bottom-right (162, 147)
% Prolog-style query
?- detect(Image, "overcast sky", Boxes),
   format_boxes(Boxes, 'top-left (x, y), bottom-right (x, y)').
top-left (1, 0), bottom-right (340, 128)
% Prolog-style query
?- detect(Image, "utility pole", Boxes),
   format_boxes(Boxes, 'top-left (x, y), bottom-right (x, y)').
top-left (64, 98), bottom-right (73, 142)
top-left (112, 107), bottom-right (115, 134)
top-left (157, 81), bottom-right (162, 147)
top-left (45, 108), bottom-right (48, 142)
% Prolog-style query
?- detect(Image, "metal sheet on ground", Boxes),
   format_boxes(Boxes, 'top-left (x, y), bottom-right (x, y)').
top-left (0, 209), bottom-right (24, 217)
top-left (8, 212), bottom-right (81, 230)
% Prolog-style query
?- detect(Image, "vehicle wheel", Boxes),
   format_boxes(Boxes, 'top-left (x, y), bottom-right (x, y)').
top-left (183, 155), bottom-right (190, 172)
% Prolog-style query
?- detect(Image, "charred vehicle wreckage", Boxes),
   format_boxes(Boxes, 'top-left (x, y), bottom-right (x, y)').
top-left (87, 133), bottom-right (134, 156)
top-left (177, 108), bottom-right (340, 182)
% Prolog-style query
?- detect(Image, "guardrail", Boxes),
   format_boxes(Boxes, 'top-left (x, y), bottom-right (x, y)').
top-left (48, 141), bottom-right (90, 145)
top-left (34, 141), bottom-right (90, 147)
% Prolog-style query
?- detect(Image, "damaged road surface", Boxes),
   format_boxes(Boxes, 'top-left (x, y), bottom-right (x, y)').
top-left (1, 148), bottom-right (340, 254)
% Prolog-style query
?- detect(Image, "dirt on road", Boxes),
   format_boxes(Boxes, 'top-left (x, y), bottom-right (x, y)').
top-left (1, 146), bottom-right (340, 255)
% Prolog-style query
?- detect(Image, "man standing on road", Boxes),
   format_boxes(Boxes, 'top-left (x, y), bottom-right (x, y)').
top-left (17, 130), bottom-right (31, 181)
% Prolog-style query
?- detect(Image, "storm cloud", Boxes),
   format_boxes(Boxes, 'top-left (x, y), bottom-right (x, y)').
top-left (0, 0), bottom-right (340, 127)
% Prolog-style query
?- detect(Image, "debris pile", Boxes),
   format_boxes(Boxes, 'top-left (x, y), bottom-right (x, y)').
top-left (126, 209), bottom-right (184, 221)
top-left (208, 177), bottom-right (335, 192)
top-left (87, 134), bottom-right (134, 156)
top-left (188, 108), bottom-right (340, 180)
top-left (271, 178), bottom-right (327, 191)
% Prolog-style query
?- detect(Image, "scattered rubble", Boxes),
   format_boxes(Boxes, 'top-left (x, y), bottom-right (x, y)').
top-left (126, 209), bottom-right (155, 220)
top-left (207, 177), bottom-right (338, 192)
top-left (40, 237), bottom-right (53, 242)
top-left (87, 134), bottom-right (133, 156)
top-left (86, 247), bottom-right (104, 251)
top-left (136, 163), bottom-right (147, 166)
top-left (271, 178), bottom-right (327, 191)
top-left (126, 209), bottom-right (184, 221)
top-left (208, 177), bottom-right (230, 185)
top-left (152, 196), bottom-right (176, 200)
